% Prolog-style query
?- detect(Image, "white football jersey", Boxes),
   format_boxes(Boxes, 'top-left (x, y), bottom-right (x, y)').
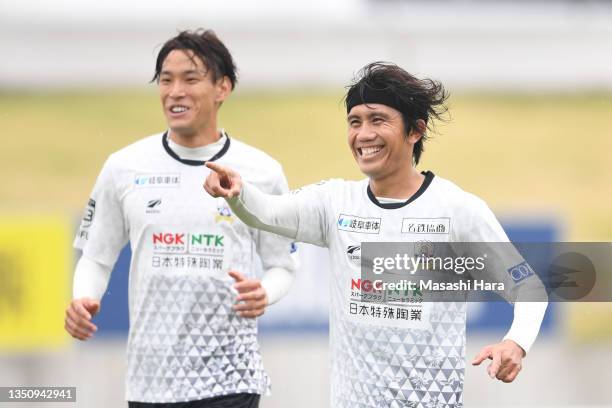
top-left (290, 172), bottom-right (525, 408)
top-left (74, 131), bottom-right (295, 403)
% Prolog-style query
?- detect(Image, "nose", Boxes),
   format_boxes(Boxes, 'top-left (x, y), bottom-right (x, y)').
top-left (168, 80), bottom-right (186, 98)
top-left (356, 122), bottom-right (378, 142)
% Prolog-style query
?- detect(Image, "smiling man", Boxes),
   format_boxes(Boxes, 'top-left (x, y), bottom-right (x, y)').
top-left (204, 62), bottom-right (548, 407)
top-left (64, 29), bottom-right (296, 408)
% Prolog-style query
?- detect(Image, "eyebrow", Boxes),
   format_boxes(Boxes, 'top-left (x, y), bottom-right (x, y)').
top-left (159, 69), bottom-right (206, 77)
top-left (347, 110), bottom-right (391, 122)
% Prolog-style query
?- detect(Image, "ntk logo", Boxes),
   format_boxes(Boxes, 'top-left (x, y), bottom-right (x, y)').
top-left (191, 234), bottom-right (224, 247)
top-left (152, 232), bottom-right (224, 255)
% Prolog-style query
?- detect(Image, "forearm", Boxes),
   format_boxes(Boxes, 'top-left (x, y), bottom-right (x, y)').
top-left (261, 266), bottom-right (295, 305)
top-left (73, 254), bottom-right (112, 300)
top-left (228, 182), bottom-right (300, 240)
top-left (503, 301), bottom-right (548, 354)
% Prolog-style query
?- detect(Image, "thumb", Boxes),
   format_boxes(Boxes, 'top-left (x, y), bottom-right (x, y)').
top-left (84, 299), bottom-right (101, 316)
top-left (472, 346), bottom-right (492, 365)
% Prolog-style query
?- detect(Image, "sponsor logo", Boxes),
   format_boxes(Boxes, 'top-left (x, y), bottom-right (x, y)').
top-left (337, 214), bottom-right (381, 234)
top-left (151, 232), bottom-right (224, 255)
top-left (401, 218), bottom-right (450, 234)
top-left (351, 278), bottom-right (381, 292)
top-left (146, 198), bottom-right (162, 214)
top-left (190, 234), bottom-right (224, 247)
top-left (82, 198), bottom-right (96, 228)
top-left (507, 261), bottom-right (535, 283)
top-left (346, 245), bottom-right (361, 267)
top-left (215, 202), bottom-right (233, 223)
top-left (414, 240), bottom-right (434, 257)
top-left (290, 242), bottom-right (298, 254)
top-left (153, 232), bottom-right (185, 245)
top-left (134, 173), bottom-right (180, 188)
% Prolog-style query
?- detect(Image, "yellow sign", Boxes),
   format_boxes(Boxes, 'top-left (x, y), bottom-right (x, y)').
top-left (0, 215), bottom-right (71, 349)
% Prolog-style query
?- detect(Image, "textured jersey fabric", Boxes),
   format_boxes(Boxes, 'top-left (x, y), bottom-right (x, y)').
top-left (74, 132), bottom-right (295, 403)
top-left (234, 173), bottom-right (537, 408)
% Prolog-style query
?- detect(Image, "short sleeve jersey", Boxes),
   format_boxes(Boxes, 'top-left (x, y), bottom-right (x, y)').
top-left (74, 132), bottom-right (295, 403)
top-left (290, 172), bottom-right (527, 408)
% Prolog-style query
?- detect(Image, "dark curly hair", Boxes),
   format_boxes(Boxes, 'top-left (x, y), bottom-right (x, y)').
top-left (345, 62), bottom-right (449, 165)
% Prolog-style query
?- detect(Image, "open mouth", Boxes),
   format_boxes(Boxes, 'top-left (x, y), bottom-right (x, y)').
top-left (357, 145), bottom-right (384, 158)
top-left (168, 105), bottom-right (190, 115)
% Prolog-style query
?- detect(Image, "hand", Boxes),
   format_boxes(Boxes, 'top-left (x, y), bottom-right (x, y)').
top-left (471, 339), bottom-right (525, 383)
top-left (230, 270), bottom-right (268, 318)
top-left (64, 298), bottom-right (100, 340)
top-left (204, 162), bottom-right (242, 198)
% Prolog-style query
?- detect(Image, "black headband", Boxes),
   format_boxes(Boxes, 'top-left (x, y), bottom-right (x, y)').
top-left (346, 86), bottom-right (404, 114)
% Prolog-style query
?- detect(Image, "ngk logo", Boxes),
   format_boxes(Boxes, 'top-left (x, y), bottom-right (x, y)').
top-left (351, 278), bottom-right (382, 293)
top-left (153, 233), bottom-right (185, 245)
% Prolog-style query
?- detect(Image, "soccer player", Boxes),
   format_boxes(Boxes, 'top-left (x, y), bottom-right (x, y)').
top-left (64, 29), bottom-right (296, 408)
top-left (204, 62), bottom-right (548, 407)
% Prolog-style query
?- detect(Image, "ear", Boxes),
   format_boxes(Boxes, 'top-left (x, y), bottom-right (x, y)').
top-left (215, 76), bottom-right (232, 104)
top-left (407, 119), bottom-right (427, 144)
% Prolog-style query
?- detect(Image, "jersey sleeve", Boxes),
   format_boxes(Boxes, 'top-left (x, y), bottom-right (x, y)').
top-left (292, 180), bottom-right (335, 247)
top-left (73, 157), bottom-right (129, 269)
top-left (457, 196), bottom-right (546, 303)
top-left (228, 179), bottom-right (334, 248)
top-left (457, 196), bottom-right (548, 353)
top-left (253, 169), bottom-right (297, 273)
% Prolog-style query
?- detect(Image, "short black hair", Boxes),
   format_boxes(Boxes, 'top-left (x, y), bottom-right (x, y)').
top-left (152, 29), bottom-right (238, 89)
top-left (345, 62), bottom-right (449, 165)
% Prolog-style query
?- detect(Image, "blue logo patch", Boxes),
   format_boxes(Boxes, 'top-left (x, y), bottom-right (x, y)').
top-left (290, 242), bottom-right (298, 254)
top-left (507, 261), bottom-right (535, 283)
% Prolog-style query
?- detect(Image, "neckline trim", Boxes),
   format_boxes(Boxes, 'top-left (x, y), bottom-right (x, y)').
top-left (162, 131), bottom-right (231, 166)
top-left (367, 171), bottom-right (435, 209)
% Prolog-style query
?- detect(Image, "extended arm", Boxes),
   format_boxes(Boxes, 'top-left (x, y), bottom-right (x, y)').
top-left (204, 161), bottom-right (329, 245)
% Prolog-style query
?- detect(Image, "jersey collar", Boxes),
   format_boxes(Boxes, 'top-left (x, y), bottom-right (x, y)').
top-left (162, 130), bottom-right (231, 166)
top-left (367, 171), bottom-right (435, 209)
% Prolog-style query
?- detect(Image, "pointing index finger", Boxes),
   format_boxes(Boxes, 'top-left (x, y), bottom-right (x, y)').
top-left (471, 346), bottom-right (492, 365)
top-left (206, 161), bottom-right (228, 175)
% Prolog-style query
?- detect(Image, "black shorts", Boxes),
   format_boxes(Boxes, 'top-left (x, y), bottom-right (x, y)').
top-left (128, 393), bottom-right (260, 408)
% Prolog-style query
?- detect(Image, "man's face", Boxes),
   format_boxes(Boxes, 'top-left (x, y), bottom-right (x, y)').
top-left (158, 49), bottom-right (229, 137)
top-left (347, 103), bottom-right (416, 179)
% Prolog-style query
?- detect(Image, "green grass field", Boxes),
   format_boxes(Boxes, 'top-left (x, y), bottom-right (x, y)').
top-left (0, 89), bottom-right (610, 240)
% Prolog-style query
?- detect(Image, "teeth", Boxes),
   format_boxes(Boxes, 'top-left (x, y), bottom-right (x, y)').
top-left (170, 106), bottom-right (188, 113)
top-left (361, 146), bottom-right (382, 157)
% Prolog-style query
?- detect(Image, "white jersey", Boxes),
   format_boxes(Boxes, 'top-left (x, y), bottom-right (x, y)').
top-left (289, 173), bottom-right (525, 408)
top-left (74, 131), bottom-right (295, 403)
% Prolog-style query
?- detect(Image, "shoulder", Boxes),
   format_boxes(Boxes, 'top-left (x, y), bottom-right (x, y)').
top-left (429, 173), bottom-right (490, 213)
top-left (106, 133), bottom-right (164, 169)
top-left (290, 177), bottom-right (356, 197)
top-left (223, 137), bottom-right (284, 175)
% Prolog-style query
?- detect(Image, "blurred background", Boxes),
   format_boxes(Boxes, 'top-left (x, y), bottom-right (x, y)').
top-left (1, 0), bottom-right (611, 407)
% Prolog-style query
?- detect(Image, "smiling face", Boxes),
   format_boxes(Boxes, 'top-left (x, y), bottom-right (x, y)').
top-left (347, 103), bottom-right (421, 180)
top-left (158, 49), bottom-right (230, 139)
